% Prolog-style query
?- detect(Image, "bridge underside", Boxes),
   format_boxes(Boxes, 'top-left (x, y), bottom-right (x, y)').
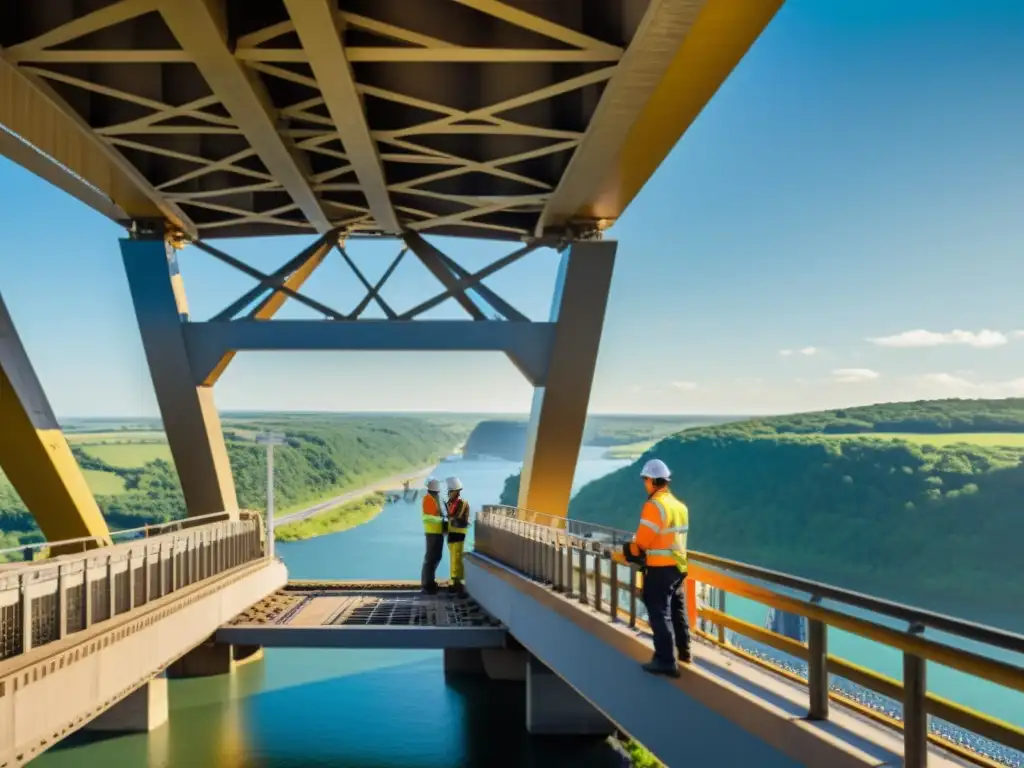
top-left (0, 0), bottom-right (783, 241)
top-left (217, 581), bottom-right (508, 648)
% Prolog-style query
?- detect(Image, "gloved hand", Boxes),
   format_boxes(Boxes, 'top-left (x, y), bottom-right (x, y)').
top-left (621, 542), bottom-right (644, 567)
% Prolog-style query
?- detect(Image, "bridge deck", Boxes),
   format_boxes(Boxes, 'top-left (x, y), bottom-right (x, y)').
top-left (217, 581), bottom-right (507, 649)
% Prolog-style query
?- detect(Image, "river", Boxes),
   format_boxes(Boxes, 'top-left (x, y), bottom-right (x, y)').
top-left (33, 447), bottom-right (631, 767)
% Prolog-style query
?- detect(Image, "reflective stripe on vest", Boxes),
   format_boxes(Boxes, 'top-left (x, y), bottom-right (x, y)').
top-left (423, 494), bottom-right (444, 533)
top-left (645, 494), bottom-right (688, 571)
top-left (448, 498), bottom-right (469, 533)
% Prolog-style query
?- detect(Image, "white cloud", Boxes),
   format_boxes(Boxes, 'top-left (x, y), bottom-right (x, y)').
top-left (671, 381), bottom-right (698, 391)
top-left (867, 329), bottom-right (1008, 349)
top-left (779, 349), bottom-right (793, 357)
top-left (832, 368), bottom-right (880, 384)
top-left (920, 372), bottom-right (1024, 398)
top-left (799, 347), bottom-right (818, 356)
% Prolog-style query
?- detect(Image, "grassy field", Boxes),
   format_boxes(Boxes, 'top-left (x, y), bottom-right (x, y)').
top-left (66, 431), bottom-right (166, 444)
top-left (275, 494), bottom-right (386, 542)
top-left (82, 443), bottom-right (173, 467)
top-left (819, 432), bottom-right (1024, 447)
top-left (82, 469), bottom-right (127, 495)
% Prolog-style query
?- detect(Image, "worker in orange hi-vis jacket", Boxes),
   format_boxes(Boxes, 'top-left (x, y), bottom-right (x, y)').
top-left (421, 478), bottom-right (445, 594)
top-left (624, 458), bottom-right (691, 677)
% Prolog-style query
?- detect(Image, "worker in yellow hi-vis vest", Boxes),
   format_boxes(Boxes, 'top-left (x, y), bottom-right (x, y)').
top-left (421, 478), bottom-right (445, 595)
top-left (444, 476), bottom-right (470, 597)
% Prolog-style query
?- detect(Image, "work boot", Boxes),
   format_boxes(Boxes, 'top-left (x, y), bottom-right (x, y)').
top-left (642, 660), bottom-right (681, 678)
top-left (448, 580), bottom-right (465, 597)
top-left (678, 649), bottom-right (692, 665)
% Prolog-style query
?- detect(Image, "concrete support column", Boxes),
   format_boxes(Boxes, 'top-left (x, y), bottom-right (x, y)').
top-left (444, 648), bottom-right (486, 676)
top-left (526, 654), bottom-right (613, 736)
top-left (85, 676), bottom-right (169, 733)
top-left (120, 236), bottom-right (238, 518)
top-left (167, 639), bottom-right (235, 678)
top-left (517, 240), bottom-right (616, 519)
top-left (0, 292), bottom-right (111, 543)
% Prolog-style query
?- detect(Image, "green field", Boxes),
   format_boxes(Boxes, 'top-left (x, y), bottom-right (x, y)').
top-left (82, 443), bottom-right (173, 467)
top-left (82, 469), bottom-right (127, 495)
top-left (275, 494), bottom-right (386, 542)
top-left (819, 432), bottom-right (1024, 447)
top-left (66, 431), bottom-right (166, 444)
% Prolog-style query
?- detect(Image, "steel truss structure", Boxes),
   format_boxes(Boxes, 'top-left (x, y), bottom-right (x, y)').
top-left (0, 0), bottom-right (782, 241)
top-left (121, 228), bottom-right (616, 521)
top-left (0, 293), bottom-right (112, 543)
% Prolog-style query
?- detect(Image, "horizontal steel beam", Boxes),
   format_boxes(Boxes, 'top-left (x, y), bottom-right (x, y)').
top-left (183, 319), bottom-right (555, 387)
top-left (215, 625), bottom-right (507, 649)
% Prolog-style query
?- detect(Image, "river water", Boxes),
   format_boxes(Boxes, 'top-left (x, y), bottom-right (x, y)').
top-left (34, 448), bottom-right (630, 767)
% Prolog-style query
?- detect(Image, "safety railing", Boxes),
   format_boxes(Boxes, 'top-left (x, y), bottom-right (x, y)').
top-left (0, 511), bottom-right (266, 662)
top-left (474, 505), bottom-right (1024, 768)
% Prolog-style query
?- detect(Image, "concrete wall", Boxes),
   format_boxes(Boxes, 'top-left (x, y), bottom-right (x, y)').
top-left (0, 559), bottom-right (286, 765)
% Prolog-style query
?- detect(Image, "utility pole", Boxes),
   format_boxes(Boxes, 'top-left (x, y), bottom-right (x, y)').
top-left (256, 432), bottom-right (286, 558)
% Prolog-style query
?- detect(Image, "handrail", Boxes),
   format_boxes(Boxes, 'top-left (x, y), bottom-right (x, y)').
top-left (482, 504), bottom-right (1024, 654)
top-left (0, 510), bottom-right (245, 559)
top-left (0, 512), bottom-right (266, 662)
top-left (476, 505), bottom-right (1024, 768)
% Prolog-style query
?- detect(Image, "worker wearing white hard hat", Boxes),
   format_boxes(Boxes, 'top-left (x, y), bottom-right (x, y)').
top-left (420, 478), bottom-right (445, 594)
top-left (444, 477), bottom-right (470, 596)
top-left (624, 457), bottom-right (691, 677)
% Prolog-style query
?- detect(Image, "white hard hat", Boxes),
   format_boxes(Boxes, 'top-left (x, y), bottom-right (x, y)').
top-left (640, 458), bottom-right (671, 480)
top-left (445, 476), bottom-right (463, 491)
top-left (425, 478), bottom-right (441, 492)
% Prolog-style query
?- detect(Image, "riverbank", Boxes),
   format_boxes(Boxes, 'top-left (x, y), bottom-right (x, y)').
top-left (275, 465), bottom-right (435, 522)
top-left (275, 494), bottom-right (387, 542)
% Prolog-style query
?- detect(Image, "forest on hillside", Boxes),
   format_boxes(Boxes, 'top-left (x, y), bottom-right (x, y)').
top-left (0, 416), bottom-right (463, 553)
top-left (463, 414), bottom-right (734, 460)
top-left (500, 399), bottom-right (1024, 629)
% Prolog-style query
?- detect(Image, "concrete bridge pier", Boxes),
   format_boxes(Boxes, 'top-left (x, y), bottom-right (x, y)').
top-left (85, 677), bottom-right (169, 734)
top-left (168, 639), bottom-right (264, 678)
top-left (444, 644), bottom-right (613, 737)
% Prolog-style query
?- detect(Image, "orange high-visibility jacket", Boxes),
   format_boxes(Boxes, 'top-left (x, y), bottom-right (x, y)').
top-left (422, 493), bottom-right (444, 534)
top-left (628, 489), bottom-right (689, 571)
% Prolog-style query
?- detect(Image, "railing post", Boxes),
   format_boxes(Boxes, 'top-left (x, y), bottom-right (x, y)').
top-left (610, 559), bottom-right (619, 622)
top-left (564, 539), bottom-right (574, 595)
top-left (158, 542), bottom-right (165, 596)
top-left (107, 555), bottom-right (116, 619)
top-left (903, 623), bottom-right (928, 768)
top-left (56, 564), bottom-right (66, 640)
top-left (593, 549), bottom-right (603, 614)
top-left (807, 618), bottom-right (829, 720)
top-left (143, 543), bottom-right (151, 603)
top-left (82, 561), bottom-right (92, 629)
top-left (557, 536), bottom-right (565, 593)
top-left (717, 589), bottom-right (727, 644)
top-left (579, 548), bottom-right (588, 606)
top-left (629, 567), bottom-right (638, 629)
top-left (20, 573), bottom-right (32, 654)
top-left (127, 550), bottom-right (135, 611)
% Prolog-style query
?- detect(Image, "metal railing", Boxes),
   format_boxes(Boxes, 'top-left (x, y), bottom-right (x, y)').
top-left (475, 505), bottom-right (1024, 768)
top-left (0, 511), bottom-right (266, 662)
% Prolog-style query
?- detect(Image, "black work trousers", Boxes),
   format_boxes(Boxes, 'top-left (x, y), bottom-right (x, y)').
top-left (641, 565), bottom-right (691, 665)
top-left (421, 533), bottom-right (445, 591)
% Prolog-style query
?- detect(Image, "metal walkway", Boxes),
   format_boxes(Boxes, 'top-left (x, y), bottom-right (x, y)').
top-left (216, 581), bottom-right (507, 649)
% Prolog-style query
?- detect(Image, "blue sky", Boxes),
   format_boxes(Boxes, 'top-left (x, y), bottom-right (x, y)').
top-left (1, 0), bottom-right (1023, 418)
